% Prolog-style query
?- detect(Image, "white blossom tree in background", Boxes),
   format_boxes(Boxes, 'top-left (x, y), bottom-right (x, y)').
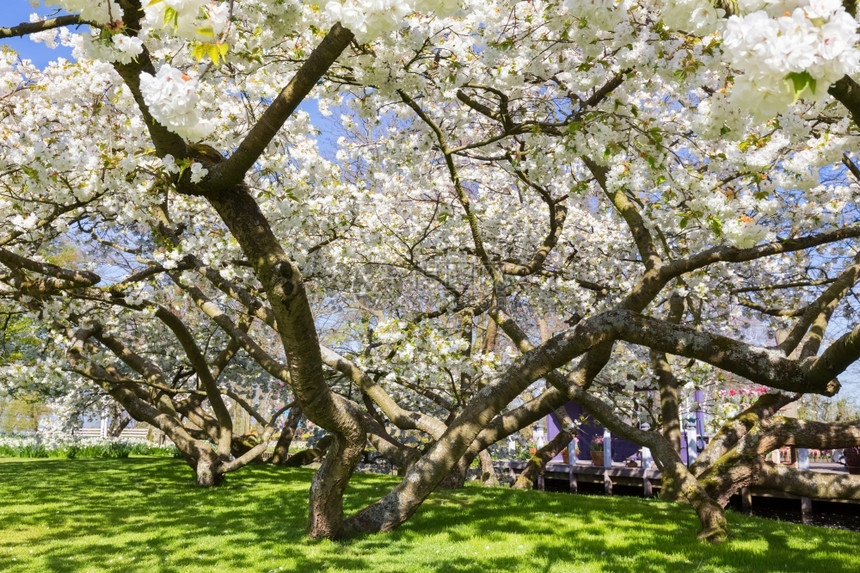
top-left (2, 0), bottom-right (860, 541)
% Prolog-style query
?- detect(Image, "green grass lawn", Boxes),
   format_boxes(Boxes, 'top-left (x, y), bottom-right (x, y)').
top-left (0, 458), bottom-right (857, 572)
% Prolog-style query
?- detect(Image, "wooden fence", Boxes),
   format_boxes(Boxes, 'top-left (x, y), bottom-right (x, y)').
top-left (75, 427), bottom-right (153, 441)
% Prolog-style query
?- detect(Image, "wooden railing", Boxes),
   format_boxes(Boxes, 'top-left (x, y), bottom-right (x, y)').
top-left (75, 427), bottom-right (153, 441)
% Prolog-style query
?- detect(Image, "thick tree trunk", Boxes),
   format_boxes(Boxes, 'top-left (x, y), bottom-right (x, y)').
top-left (653, 351), bottom-right (682, 501)
top-left (308, 434), bottom-right (364, 538)
top-left (700, 452), bottom-right (764, 508)
top-left (205, 183), bottom-right (366, 539)
top-left (513, 429), bottom-right (572, 490)
top-left (195, 451), bottom-right (224, 487)
top-left (650, 445), bottom-right (728, 541)
top-left (431, 447), bottom-right (497, 488)
top-left (438, 462), bottom-right (469, 489)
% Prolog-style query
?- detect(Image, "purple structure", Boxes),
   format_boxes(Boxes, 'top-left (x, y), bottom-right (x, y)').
top-left (548, 392), bottom-right (708, 465)
top-left (547, 402), bottom-right (640, 464)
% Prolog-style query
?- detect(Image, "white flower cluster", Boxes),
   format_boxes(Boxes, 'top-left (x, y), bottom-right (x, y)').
top-left (143, 0), bottom-right (231, 42)
top-left (661, 0), bottom-right (719, 35)
top-left (48, 0), bottom-right (123, 25)
top-left (563, 0), bottom-right (629, 30)
top-left (723, 0), bottom-right (860, 120)
top-left (160, 155), bottom-right (209, 182)
top-left (325, 0), bottom-right (460, 42)
top-left (190, 161), bottom-right (209, 182)
top-left (29, 13), bottom-right (62, 49)
top-left (139, 65), bottom-right (214, 140)
top-left (111, 34), bottom-right (144, 62)
top-left (77, 31), bottom-right (144, 65)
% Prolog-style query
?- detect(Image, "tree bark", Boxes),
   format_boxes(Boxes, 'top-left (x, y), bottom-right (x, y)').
top-left (478, 450), bottom-right (499, 486)
top-left (203, 182), bottom-right (366, 539)
top-left (652, 293), bottom-right (685, 500)
top-left (271, 406), bottom-right (303, 465)
top-left (195, 451), bottom-right (225, 487)
top-left (690, 393), bottom-right (795, 476)
top-left (698, 414), bottom-right (860, 506)
top-left (513, 429), bottom-right (572, 490)
top-left (652, 350), bottom-right (682, 501)
top-left (755, 462), bottom-right (860, 500)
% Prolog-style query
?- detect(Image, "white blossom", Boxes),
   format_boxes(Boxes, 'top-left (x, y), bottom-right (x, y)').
top-left (28, 14), bottom-right (60, 49)
top-left (722, 0), bottom-right (860, 119)
top-left (143, 0), bottom-right (231, 42)
top-left (139, 65), bottom-right (214, 140)
top-left (48, 0), bottom-right (123, 25)
top-left (111, 34), bottom-right (143, 63)
top-left (189, 161), bottom-right (208, 183)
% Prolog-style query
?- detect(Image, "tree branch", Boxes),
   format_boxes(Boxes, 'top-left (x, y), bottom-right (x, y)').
top-left (0, 15), bottom-right (84, 39)
top-left (829, 74), bottom-right (860, 128)
top-left (206, 24), bottom-right (354, 192)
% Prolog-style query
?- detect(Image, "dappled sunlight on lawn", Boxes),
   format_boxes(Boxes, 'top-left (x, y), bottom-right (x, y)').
top-left (0, 459), bottom-right (857, 572)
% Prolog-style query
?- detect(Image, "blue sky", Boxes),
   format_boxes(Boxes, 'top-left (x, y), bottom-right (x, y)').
top-left (1, 1), bottom-right (75, 67)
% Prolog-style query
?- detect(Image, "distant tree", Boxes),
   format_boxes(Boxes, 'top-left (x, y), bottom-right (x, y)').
top-left (0, 394), bottom-right (48, 434)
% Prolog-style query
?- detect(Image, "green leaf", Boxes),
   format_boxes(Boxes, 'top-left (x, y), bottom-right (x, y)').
top-left (566, 121), bottom-right (583, 135)
top-left (164, 6), bottom-right (178, 30)
top-left (707, 216), bottom-right (723, 237)
top-left (785, 71), bottom-right (816, 102)
top-left (191, 43), bottom-right (206, 62)
top-left (208, 43), bottom-right (222, 65)
top-left (196, 26), bottom-right (215, 39)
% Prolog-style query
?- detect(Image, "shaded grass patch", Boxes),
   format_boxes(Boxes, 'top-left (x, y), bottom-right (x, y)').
top-left (0, 458), bottom-right (857, 572)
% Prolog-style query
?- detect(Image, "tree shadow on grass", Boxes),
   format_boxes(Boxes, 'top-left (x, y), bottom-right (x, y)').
top-left (0, 459), bottom-right (857, 572)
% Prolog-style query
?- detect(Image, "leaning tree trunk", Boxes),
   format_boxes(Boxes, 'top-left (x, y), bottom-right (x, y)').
top-left (565, 385), bottom-right (729, 542)
top-left (697, 414), bottom-right (860, 507)
top-left (107, 412), bottom-right (132, 437)
top-left (445, 448), bottom-right (501, 488)
top-left (271, 406), bottom-right (303, 465)
top-left (513, 429), bottom-right (572, 490)
top-left (650, 441), bottom-right (728, 541)
top-left (478, 450), bottom-right (499, 486)
top-left (755, 461), bottom-right (860, 500)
